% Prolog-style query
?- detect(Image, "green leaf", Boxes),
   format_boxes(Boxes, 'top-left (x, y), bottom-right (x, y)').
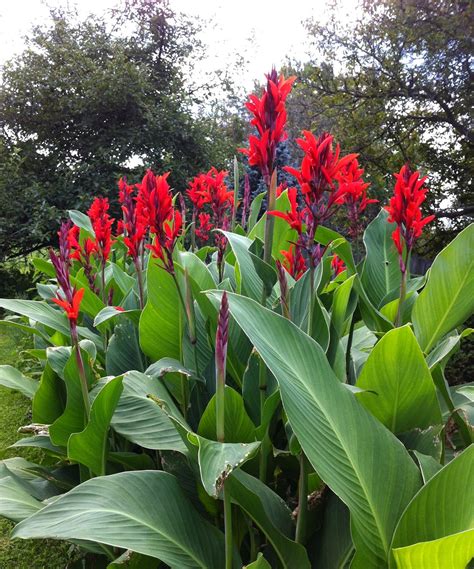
top-left (398, 426), bottom-right (443, 462)
top-left (313, 492), bottom-right (353, 569)
top-left (188, 434), bottom-right (260, 498)
top-left (390, 445), bottom-right (474, 568)
top-left (68, 376), bottom-right (124, 475)
top-left (331, 274), bottom-right (356, 338)
top-left (393, 530), bottom-right (474, 569)
top-left (10, 436), bottom-right (65, 457)
top-left (361, 210), bottom-right (402, 308)
top-left (68, 209), bottom-right (94, 234)
top-left (248, 189), bottom-right (298, 259)
top-left (139, 259), bottom-right (183, 361)
top-left (217, 292), bottom-right (421, 568)
top-left (94, 306), bottom-right (141, 327)
top-left (198, 386), bottom-right (256, 443)
top-left (0, 299), bottom-right (70, 335)
top-left (247, 192), bottom-right (265, 231)
top-left (111, 371), bottom-right (186, 452)
top-left (0, 365), bottom-right (38, 398)
top-left (355, 326), bottom-right (442, 433)
top-left (106, 320), bottom-right (144, 376)
top-left (49, 347), bottom-right (94, 447)
top-left (244, 553), bottom-right (271, 568)
top-left (108, 550), bottom-right (159, 568)
top-left (413, 224), bottom-right (474, 353)
top-left (147, 357), bottom-right (197, 379)
top-left (0, 475), bottom-right (43, 522)
top-left (32, 363), bottom-right (66, 424)
top-left (412, 451), bottom-right (442, 484)
top-left (227, 470), bottom-right (310, 569)
top-left (13, 471), bottom-right (230, 569)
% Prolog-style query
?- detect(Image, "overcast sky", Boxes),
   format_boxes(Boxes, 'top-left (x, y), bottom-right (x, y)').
top-left (0, 0), bottom-right (358, 89)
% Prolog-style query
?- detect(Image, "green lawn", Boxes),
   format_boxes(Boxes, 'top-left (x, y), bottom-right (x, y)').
top-left (0, 327), bottom-right (73, 568)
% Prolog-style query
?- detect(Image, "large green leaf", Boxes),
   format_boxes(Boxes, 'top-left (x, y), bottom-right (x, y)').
top-left (0, 365), bottom-right (38, 398)
top-left (68, 376), bottom-right (124, 475)
top-left (0, 299), bottom-right (70, 335)
top-left (111, 371), bottom-right (186, 453)
top-left (413, 224), bottom-right (474, 353)
top-left (32, 363), bottom-right (66, 424)
top-left (355, 326), bottom-right (442, 433)
top-left (0, 475), bottom-right (43, 522)
top-left (393, 530), bottom-right (474, 569)
top-left (198, 386), bottom-right (256, 443)
top-left (361, 210), bottom-right (402, 308)
top-left (390, 445), bottom-right (474, 568)
top-left (49, 347), bottom-right (94, 447)
top-left (106, 320), bottom-right (145, 376)
top-left (217, 292), bottom-right (421, 568)
top-left (227, 470), bottom-right (310, 569)
top-left (188, 434), bottom-right (260, 498)
top-left (13, 471), bottom-right (230, 568)
top-left (139, 259), bottom-right (183, 361)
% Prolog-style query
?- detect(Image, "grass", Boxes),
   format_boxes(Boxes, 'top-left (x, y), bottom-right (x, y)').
top-left (0, 326), bottom-right (74, 569)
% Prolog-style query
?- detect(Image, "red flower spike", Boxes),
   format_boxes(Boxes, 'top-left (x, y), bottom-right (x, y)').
top-left (280, 244), bottom-right (307, 280)
top-left (88, 197), bottom-right (114, 263)
top-left (331, 255), bottom-right (345, 277)
top-left (52, 288), bottom-right (85, 323)
top-left (196, 212), bottom-right (213, 241)
top-left (268, 187), bottom-right (303, 234)
top-left (385, 164), bottom-right (435, 255)
top-left (240, 69), bottom-right (296, 183)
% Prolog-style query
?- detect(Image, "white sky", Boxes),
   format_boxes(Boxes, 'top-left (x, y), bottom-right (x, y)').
top-left (0, 0), bottom-right (359, 89)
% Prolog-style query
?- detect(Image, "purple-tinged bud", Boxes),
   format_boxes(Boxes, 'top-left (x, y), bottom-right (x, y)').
top-left (215, 292), bottom-right (229, 443)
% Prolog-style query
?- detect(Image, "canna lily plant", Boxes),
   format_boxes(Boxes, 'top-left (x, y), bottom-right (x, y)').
top-left (0, 69), bottom-right (473, 569)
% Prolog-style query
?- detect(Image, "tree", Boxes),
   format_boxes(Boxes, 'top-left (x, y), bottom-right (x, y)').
top-left (0, 0), bottom-right (241, 260)
top-left (285, 0), bottom-right (473, 250)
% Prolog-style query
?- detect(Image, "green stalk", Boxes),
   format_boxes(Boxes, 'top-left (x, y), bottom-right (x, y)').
top-left (216, 365), bottom-right (225, 444)
top-left (395, 249), bottom-right (411, 327)
top-left (307, 264), bottom-right (316, 336)
top-left (258, 355), bottom-right (267, 482)
top-left (345, 316), bottom-right (356, 385)
top-left (184, 269), bottom-right (200, 376)
top-left (295, 453), bottom-right (308, 544)
top-left (134, 257), bottom-right (145, 309)
top-left (263, 169), bottom-right (277, 265)
top-left (223, 481), bottom-right (233, 569)
top-left (231, 156), bottom-right (239, 231)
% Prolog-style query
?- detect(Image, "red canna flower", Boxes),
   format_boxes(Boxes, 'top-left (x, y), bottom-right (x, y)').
top-left (88, 197), bottom-right (114, 263)
top-left (118, 177), bottom-right (148, 261)
top-left (281, 244), bottom-right (307, 280)
top-left (136, 170), bottom-right (181, 275)
top-left (196, 212), bottom-right (212, 241)
top-left (340, 158), bottom-right (377, 240)
top-left (277, 131), bottom-right (357, 270)
top-left (240, 69), bottom-right (296, 184)
top-left (268, 187), bottom-right (303, 234)
top-left (52, 288), bottom-right (85, 323)
top-left (331, 255), bottom-right (345, 277)
top-left (385, 164), bottom-right (435, 258)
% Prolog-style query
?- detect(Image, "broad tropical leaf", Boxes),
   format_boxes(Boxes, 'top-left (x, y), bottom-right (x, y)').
top-left (68, 376), bottom-right (124, 475)
top-left (355, 326), bottom-right (442, 433)
top-left (390, 445), bottom-right (474, 568)
top-left (413, 224), bottom-right (474, 353)
top-left (216, 292), bottom-right (421, 568)
top-left (13, 471), bottom-right (231, 568)
top-left (361, 210), bottom-right (401, 308)
top-left (0, 365), bottom-right (38, 398)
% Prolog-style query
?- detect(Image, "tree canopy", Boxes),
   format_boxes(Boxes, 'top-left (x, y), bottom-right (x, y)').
top-left (284, 0), bottom-right (473, 248)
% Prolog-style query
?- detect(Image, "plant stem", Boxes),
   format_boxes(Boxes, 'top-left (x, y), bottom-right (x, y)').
top-left (216, 366), bottom-right (225, 444)
top-left (263, 170), bottom-right (277, 265)
top-left (395, 268), bottom-right (407, 327)
top-left (101, 261), bottom-right (106, 305)
top-left (307, 264), bottom-right (316, 336)
top-left (134, 257), bottom-right (145, 309)
top-left (231, 155), bottom-right (239, 231)
top-left (223, 481), bottom-right (233, 569)
top-left (184, 269), bottom-right (200, 376)
top-left (295, 453), bottom-right (308, 544)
